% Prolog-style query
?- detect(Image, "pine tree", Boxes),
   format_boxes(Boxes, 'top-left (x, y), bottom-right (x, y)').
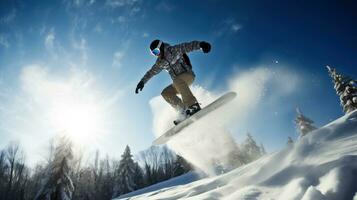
top-left (295, 108), bottom-right (317, 137)
top-left (241, 133), bottom-right (263, 163)
top-left (327, 66), bottom-right (357, 113)
top-left (35, 136), bottom-right (74, 200)
top-left (143, 162), bottom-right (154, 186)
top-left (113, 145), bottom-right (139, 197)
top-left (173, 155), bottom-right (191, 177)
top-left (133, 162), bottom-right (144, 190)
top-left (225, 141), bottom-right (246, 169)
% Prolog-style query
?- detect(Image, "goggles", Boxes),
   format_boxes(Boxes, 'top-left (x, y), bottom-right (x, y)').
top-left (151, 40), bottom-right (162, 56)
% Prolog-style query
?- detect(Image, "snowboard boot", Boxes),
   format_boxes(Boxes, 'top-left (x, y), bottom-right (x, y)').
top-left (173, 103), bottom-right (201, 125)
top-left (173, 109), bottom-right (187, 125)
top-left (185, 102), bottom-right (201, 117)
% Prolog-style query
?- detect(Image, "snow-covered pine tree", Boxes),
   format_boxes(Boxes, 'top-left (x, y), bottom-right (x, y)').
top-left (295, 107), bottom-right (317, 137)
top-left (225, 141), bottom-right (245, 169)
top-left (241, 133), bottom-right (263, 163)
top-left (327, 66), bottom-right (357, 113)
top-left (113, 145), bottom-right (140, 197)
top-left (35, 136), bottom-right (74, 200)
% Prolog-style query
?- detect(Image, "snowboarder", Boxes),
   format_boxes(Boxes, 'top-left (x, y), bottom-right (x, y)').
top-left (135, 39), bottom-right (211, 124)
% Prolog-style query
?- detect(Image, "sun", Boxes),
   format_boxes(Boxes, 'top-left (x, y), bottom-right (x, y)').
top-left (49, 102), bottom-right (102, 144)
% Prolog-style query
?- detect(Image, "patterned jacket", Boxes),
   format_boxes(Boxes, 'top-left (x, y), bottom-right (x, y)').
top-left (140, 41), bottom-right (202, 84)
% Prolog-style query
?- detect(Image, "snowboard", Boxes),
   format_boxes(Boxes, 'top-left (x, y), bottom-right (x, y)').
top-left (153, 92), bottom-right (237, 145)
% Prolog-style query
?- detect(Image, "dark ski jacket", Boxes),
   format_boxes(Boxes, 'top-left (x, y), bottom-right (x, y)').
top-left (140, 41), bottom-right (202, 84)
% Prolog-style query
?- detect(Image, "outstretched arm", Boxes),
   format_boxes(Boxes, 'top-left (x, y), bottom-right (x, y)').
top-left (135, 62), bottom-right (163, 94)
top-left (141, 62), bottom-right (163, 84)
top-left (172, 41), bottom-right (211, 55)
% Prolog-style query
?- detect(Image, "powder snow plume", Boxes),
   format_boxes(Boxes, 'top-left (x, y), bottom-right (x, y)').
top-left (149, 67), bottom-right (300, 175)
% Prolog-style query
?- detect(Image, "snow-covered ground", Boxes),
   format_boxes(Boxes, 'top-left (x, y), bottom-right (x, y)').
top-left (116, 110), bottom-right (357, 200)
top-left (116, 172), bottom-right (201, 199)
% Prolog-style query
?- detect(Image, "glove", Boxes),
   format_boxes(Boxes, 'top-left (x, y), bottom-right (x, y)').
top-left (135, 81), bottom-right (144, 94)
top-left (200, 41), bottom-right (211, 53)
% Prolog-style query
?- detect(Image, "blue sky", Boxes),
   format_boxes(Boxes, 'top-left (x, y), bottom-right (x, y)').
top-left (0, 0), bottom-right (356, 164)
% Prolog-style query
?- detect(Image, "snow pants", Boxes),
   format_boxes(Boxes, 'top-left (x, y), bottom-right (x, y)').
top-left (161, 72), bottom-right (197, 111)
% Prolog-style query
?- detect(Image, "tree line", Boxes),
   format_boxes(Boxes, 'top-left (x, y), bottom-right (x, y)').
top-left (0, 137), bottom-right (191, 200)
top-left (0, 132), bottom-right (267, 200)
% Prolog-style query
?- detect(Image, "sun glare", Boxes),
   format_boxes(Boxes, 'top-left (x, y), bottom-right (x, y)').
top-left (50, 102), bottom-right (102, 145)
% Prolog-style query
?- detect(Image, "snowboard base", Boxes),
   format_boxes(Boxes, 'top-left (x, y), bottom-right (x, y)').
top-left (152, 92), bottom-right (237, 145)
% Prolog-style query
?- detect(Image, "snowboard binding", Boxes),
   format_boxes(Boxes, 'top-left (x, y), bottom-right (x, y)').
top-left (173, 103), bottom-right (201, 125)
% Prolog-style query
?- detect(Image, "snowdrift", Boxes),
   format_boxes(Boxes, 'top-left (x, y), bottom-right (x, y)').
top-left (116, 110), bottom-right (357, 200)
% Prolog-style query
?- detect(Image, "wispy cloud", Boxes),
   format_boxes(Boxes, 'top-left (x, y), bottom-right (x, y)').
top-left (73, 0), bottom-right (83, 6)
top-left (142, 32), bottom-right (149, 38)
top-left (105, 0), bottom-right (140, 8)
top-left (39, 25), bottom-right (47, 35)
top-left (20, 65), bottom-right (96, 106)
top-left (1, 9), bottom-right (16, 24)
top-left (213, 18), bottom-right (242, 37)
top-left (0, 34), bottom-right (10, 48)
top-left (111, 16), bottom-right (127, 24)
top-left (43, 28), bottom-right (66, 60)
top-left (105, 0), bottom-right (142, 28)
top-left (155, 1), bottom-right (175, 12)
top-left (117, 16), bottom-right (126, 23)
top-left (112, 51), bottom-right (124, 67)
top-left (94, 23), bottom-right (103, 33)
top-left (106, 0), bottom-right (142, 21)
top-left (72, 37), bottom-right (88, 65)
top-left (130, 7), bottom-right (141, 15)
top-left (63, 0), bottom-right (96, 8)
top-left (231, 24), bottom-right (242, 32)
top-left (45, 28), bottom-right (55, 50)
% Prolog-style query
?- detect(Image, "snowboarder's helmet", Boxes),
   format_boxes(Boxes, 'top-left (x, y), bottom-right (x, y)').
top-left (150, 39), bottom-right (162, 56)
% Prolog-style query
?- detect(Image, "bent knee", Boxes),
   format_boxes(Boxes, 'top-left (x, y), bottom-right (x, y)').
top-left (161, 87), bottom-right (172, 98)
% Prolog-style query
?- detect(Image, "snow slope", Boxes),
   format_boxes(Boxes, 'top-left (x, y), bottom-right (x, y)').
top-left (116, 110), bottom-right (357, 200)
top-left (116, 172), bottom-right (201, 199)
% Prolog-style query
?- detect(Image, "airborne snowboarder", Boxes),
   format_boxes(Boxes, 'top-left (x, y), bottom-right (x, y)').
top-left (135, 39), bottom-right (211, 124)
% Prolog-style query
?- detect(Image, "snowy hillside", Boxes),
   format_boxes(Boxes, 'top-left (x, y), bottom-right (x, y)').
top-left (115, 110), bottom-right (357, 200)
top-left (116, 172), bottom-right (201, 199)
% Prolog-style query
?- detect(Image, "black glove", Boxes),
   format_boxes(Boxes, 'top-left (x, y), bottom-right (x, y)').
top-left (135, 81), bottom-right (144, 94)
top-left (200, 41), bottom-right (211, 53)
